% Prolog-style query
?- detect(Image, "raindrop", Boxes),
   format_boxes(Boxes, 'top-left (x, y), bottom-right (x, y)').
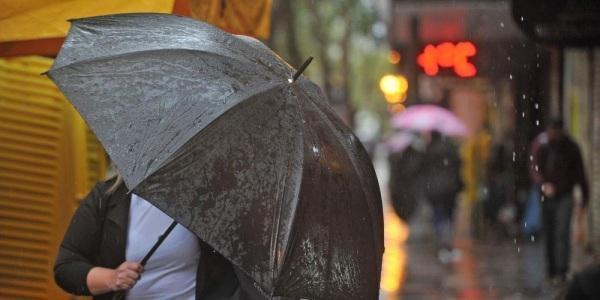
top-left (512, 152), bottom-right (516, 162)
top-left (517, 247), bottom-right (521, 253)
top-left (535, 165), bottom-right (539, 171)
top-left (514, 238), bottom-right (517, 244)
top-left (520, 16), bottom-right (524, 22)
top-left (531, 235), bottom-right (535, 242)
top-left (507, 56), bottom-right (511, 61)
top-left (522, 112), bottom-right (525, 118)
top-left (500, 22), bottom-right (505, 28)
top-left (535, 103), bottom-right (539, 109)
top-left (536, 120), bottom-right (540, 126)
top-left (529, 155), bottom-right (533, 161)
top-left (522, 94), bottom-right (526, 100)
top-left (509, 74), bottom-right (513, 80)
top-left (536, 63), bottom-right (540, 68)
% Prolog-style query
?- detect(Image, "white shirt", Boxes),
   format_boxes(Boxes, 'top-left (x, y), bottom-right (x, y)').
top-left (126, 194), bottom-right (199, 300)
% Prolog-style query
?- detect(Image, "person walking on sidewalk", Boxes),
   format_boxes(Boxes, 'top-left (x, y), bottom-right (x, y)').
top-left (530, 118), bottom-right (589, 284)
top-left (422, 131), bottom-right (464, 262)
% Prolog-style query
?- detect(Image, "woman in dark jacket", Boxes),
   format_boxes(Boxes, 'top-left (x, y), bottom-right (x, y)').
top-left (55, 176), bottom-right (262, 299)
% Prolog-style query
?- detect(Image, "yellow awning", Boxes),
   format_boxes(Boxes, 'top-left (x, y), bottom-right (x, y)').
top-left (0, 0), bottom-right (272, 43)
top-left (190, 0), bottom-right (272, 39)
top-left (0, 0), bottom-right (176, 42)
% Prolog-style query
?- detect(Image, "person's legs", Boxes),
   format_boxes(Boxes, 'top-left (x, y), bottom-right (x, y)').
top-left (554, 195), bottom-right (573, 279)
top-left (542, 199), bottom-right (557, 278)
top-left (432, 204), bottom-right (446, 245)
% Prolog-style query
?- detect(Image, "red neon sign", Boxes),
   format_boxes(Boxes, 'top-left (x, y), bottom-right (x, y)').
top-left (417, 41), bottom-right (477, 78)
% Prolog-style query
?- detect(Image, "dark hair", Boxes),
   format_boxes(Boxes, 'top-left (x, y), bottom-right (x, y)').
top-left (548, 117), bottom-right (564, 130)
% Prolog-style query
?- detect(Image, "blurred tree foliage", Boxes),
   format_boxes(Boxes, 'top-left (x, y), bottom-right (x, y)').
top-left (269, 0), bottom-right (393, 128)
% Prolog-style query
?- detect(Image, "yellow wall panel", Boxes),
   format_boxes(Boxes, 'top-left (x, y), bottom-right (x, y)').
top-left (0, 56), bottom-right (107, 299)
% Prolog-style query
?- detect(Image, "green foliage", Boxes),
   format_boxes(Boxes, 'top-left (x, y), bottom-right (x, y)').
top-left (271, 0), bottom-right (392, 125)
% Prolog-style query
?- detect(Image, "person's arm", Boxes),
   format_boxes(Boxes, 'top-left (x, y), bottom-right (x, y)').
top-left (54, 183), bottom-right (105, 295)
top-left (54, 182), bottom-right (142, 295)
top-left (529, 137), bottom-right (546, 185)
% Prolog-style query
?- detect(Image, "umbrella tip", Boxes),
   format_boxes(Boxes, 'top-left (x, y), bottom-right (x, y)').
top-left (291, 56), bottom-right (314, 83)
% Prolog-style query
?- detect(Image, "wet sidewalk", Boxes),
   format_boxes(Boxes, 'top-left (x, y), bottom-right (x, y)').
top-left (380, 203), bottom-right (570, 300)
top-left (395, 202), bottom-right (562, 300)
top-left (374, 145), bottom-right (570, 300)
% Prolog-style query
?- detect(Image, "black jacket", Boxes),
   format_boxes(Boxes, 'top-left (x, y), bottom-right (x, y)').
top-left (422, 137), bottom-right (463, 202)
top-left (54, 178), bottom-right (263, 300)
top-left (533, 135), bottom-right (589, 204)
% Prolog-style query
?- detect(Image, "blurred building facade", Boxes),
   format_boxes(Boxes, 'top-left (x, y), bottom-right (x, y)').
top-left (387, 0), bottom-right (600, 253)
top-left (387, 0), bottom-right (547, 217)
top-left (513, 0), bottom-right (600, 253)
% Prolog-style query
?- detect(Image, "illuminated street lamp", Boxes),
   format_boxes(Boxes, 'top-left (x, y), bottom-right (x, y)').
top-left (379, 74), bottom-right (408, 104)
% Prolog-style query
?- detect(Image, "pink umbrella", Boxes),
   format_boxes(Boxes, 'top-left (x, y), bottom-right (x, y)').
top-left (391, 104), bottom-right (469, 137)
top-left (386, 131), bottom-right (414, 152)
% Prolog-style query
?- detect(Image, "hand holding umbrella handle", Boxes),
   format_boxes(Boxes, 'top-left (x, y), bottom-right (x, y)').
top-left (112, 220), bottom-right (178, 300)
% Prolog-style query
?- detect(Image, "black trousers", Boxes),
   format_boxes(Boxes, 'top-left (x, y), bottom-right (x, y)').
top-left (541, 194), bottom-right (573, 278)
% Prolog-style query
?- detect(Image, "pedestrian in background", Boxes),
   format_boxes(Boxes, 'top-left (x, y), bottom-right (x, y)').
top-left (530, 118), bottom-right (589, 284)
top-left (422, 131), bottom-right (464, 262)
top-left (388, 133), bottom-right (427, 221)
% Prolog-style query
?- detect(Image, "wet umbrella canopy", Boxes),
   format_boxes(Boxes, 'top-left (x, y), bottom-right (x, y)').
top-left (47, 13), bottom-right (384, 299)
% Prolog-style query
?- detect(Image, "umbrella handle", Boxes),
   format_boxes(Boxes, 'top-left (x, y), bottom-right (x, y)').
top-left (111, 220), bottom-right (178, 300)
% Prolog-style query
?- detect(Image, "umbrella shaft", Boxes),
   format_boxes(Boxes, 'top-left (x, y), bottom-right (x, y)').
top-left (141, 220), bottom-right (178, 266)
top-left (112, 220), bottom-right (178, 300)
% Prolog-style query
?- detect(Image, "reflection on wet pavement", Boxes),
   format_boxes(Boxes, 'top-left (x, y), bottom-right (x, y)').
top-left (379, 206), bottom-right (409, 299)
top-left (379, 201), bottom-right (566, 300)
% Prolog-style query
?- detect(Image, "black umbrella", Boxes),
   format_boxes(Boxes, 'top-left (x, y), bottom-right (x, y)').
top-left (47, 13), bottom-right (383, 299)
